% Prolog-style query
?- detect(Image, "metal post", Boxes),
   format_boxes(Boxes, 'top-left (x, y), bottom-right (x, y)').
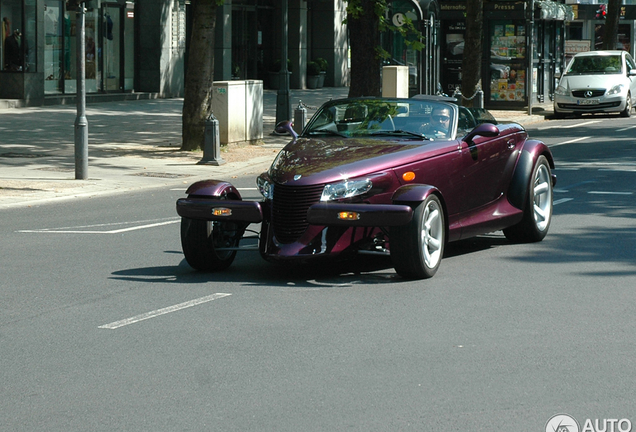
top-left (198, 113), bottom-right (226, 165)
top-left (74, 2), bottom-right (88, 180)
top-left (293, 101), bottom-right (306, 135)
top-left (475, 89), bottom-right (484, 108)
top-left (275, 0), bottom-right (291, 126)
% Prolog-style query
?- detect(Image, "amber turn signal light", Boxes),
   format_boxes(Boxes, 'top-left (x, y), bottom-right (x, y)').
top-left (212, 208), bottom-right (232, 216)
top-left (338, 211), bottom-right (360, 220)
top-left (402, 171), bottom-right (416, 181)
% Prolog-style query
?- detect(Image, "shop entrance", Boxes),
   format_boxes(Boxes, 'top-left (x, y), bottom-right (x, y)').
top-left (381, 0), bottom-right (440, 96)
top-left (100, 2), bottom-right (134, 92)
top-left (231, 6), bottom-right (258, 80)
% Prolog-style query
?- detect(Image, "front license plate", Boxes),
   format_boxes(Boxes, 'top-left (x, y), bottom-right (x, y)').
top-left (577, 99), bottom-right (599, 105)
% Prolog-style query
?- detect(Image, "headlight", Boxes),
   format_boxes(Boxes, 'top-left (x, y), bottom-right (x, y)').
top-left (257, 175), bottom-right (274, 199)
top-left (607, 84), bottom-right (624, 96)
top-left (321, 179), bottom-right (372, 202)
top-left (554, 85), bottom-right (568, 96)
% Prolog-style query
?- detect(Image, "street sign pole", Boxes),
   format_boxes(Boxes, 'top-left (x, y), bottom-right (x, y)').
top-left (74, 1), bottom-right (88, 180)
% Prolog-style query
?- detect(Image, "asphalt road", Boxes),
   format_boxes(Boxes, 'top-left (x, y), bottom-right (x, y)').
top-left (2, 114), bottom-right (636, 431)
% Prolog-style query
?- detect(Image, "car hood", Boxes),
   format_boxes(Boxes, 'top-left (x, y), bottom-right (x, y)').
top-left (268, 137), bottom-right (458, 185)
top-left (560, 73), bottom-right (627, 90)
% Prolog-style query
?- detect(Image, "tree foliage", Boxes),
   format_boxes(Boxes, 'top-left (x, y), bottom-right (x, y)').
top-left (181, 0), bottom-right (224, 151)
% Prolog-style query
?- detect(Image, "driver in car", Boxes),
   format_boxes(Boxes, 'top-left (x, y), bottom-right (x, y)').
top-left (422, 106), bottom-right (451, 139)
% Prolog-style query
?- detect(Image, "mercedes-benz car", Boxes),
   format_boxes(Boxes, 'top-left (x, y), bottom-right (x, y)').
top-left (554, 50), bottom-right (636, 118)
top-left (176, 96), bottom-right (556, 279)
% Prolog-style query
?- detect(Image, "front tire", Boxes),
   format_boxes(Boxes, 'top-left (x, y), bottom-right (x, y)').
top-left (391, 195), bottom-right (445, 279)
top-left (504, 155), bottom-right (553, 243)
top-left (180, 217), bottom-right (244, 271)
top-left (621, 92), bottom-right (632, 118)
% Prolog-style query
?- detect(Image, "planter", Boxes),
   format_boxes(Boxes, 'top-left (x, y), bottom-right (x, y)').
top-left (307, 75), bottom-right (320, 89)
top-left (318, 71), bottom-right (326, 88)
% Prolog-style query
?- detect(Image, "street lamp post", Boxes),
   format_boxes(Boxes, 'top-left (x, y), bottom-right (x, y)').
top-left (275, 0), bottom-right (291, 126)
top-left (72, 0), bottom-right (88, 179)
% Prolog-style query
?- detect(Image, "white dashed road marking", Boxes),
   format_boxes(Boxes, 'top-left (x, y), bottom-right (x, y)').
top-left (99, 293), bottom-right (232, 329)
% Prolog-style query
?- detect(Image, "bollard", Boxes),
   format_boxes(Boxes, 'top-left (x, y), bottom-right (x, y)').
top-left (475, 90), bottom-right (484, 109)
top-left (293, 101), bottom-right (307, 135)
top-left (198, 112), bottom-right (226, 166)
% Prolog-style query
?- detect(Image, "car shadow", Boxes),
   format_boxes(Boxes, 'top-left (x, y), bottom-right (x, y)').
top-left (111, 234), bottom-right (515, 287)
top-left (110, 251), bottom-right (402, 288)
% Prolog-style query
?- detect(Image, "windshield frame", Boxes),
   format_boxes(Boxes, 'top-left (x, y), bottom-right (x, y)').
top-left (302, 97), bottom-right (460, 142)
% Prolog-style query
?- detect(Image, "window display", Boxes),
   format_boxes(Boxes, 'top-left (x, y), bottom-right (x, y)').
top-left (489, 20), bottom-right (527, 102)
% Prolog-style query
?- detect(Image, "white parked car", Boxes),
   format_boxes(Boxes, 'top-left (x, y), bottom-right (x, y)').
top-left (553, 50), bottom-right (636, 118)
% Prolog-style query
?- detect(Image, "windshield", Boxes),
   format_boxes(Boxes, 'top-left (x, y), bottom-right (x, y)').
top-left (303, 98), bottom-right (457, 140)
top-left (566, 55), bottom-right (622, 75)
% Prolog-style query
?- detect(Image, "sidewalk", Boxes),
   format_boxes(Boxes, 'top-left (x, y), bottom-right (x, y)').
top-left (0, 87), bottom-right (552, 210)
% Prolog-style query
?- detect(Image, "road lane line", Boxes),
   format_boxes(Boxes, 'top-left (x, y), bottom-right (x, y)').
top-left (553, 198), bottom-right (573, 205)
top-left (539, 120), bottom-right (601, 130)
top-left (588, 191), bottom-right (633, 195)
top-left (98, 293), bottom-right (232, 329)
top-left (617, 125), bottom-right (636, 132)
top-left (18, 219), bottom-right (180, 234)
top-left (549, 136), bottom-right (590, 147)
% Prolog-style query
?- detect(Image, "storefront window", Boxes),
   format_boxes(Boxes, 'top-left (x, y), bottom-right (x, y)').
top-left (489, 20), bottom-right (527, 102)
top-left (0, 0), bottom-right (25, 72)
top-left (381, 0), bottom-right (423, 93)
top-left (594, 23), bottom-right (632, 51)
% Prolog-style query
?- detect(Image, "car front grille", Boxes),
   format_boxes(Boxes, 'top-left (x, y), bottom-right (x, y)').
top-left (272, 184), bottom-right (324, 243)
top-left (571, 89), bottom-right (606, 98)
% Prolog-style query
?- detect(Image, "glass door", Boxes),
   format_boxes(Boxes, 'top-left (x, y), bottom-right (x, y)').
top-left (101, 3), bottom-right (120, 91)
top-left (100, 3), bottom-right (134, 92)
top-left (43, 0), bottom-right (64, 94)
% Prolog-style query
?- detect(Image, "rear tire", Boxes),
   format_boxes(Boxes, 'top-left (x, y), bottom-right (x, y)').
top-left (504, 155), bottom-right (553, 243)
top-left (180, 217), bottom-right (243, 271)
top-left (391, 195), bottom-right (445, 279)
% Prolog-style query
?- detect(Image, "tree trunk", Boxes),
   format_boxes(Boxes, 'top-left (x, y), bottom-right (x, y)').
top-left (461, 0), bottom-right (483, 107)
top-left (603, 0), bottom-right (621, 50)
top-left (347, 0), bottom-right (381, 97)
top-left (181, 0), bottom-right (217, 151)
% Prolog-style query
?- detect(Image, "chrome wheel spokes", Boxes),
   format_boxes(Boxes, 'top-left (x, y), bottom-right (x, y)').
top-left (421, 201), bottom-right (443, 268)
top-left (533, 164), bottom-right (552, 231)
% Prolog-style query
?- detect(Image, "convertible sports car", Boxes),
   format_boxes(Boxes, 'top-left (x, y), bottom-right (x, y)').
top-left (176, 96), bottom-right (556, 279)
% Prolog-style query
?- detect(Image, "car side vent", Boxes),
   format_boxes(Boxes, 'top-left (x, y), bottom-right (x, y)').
top-left (272, 184), bottom-right (324, 244)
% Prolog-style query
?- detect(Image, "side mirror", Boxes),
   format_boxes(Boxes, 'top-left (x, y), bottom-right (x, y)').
top-left (629, 68), bottom-right (636, 77)
top-left (275, 120), bottom-right (298, 140)
top-left (463, 123), bottom-right (499, 145)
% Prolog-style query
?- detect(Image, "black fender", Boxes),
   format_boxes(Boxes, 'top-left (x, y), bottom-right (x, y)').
top-left (185, 179), bottom-right (243, 200)
top-left (508, 140), bottom-right (555, 210)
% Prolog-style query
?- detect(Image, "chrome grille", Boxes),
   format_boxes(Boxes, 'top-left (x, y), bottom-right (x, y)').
top-left (572, 89), bottom-right (606, 98)
top-left (272, 184), bottom-right (324, 243)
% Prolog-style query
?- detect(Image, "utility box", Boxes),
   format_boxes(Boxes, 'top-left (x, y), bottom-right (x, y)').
top-left (382, 66), bottom-right (409, 98)
top-left (211, 80), bottom-right (263, 144)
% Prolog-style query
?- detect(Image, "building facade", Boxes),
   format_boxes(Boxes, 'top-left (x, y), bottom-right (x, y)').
top-left (0, 0), bottom-right (352, 106)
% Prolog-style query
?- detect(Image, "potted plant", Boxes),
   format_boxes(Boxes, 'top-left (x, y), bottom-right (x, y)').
top-left (307, 61), bottom-right (320, 89)
top-left (316, 57), bottom-right (328, 88)
top-left (269, 59), bottom-right (292, 90)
